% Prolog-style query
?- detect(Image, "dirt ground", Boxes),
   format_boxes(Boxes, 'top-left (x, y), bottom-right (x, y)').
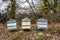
top-left (0, 23), bottom-right (60, 40)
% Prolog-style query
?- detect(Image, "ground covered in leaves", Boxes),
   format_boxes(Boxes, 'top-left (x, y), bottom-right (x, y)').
top-left (0, 23), bottom-right (60, 40)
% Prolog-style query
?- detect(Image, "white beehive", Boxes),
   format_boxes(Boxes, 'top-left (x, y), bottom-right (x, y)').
top-left (37, 18), bottom-right (48, 29)
top-left (7, 19), bottom-right (17, 30)
top-left (22, 18), bottom-right (31, 29)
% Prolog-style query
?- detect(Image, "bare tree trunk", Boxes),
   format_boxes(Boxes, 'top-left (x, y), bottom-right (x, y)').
top-left (26, 0), bottom-right (35, 13)
top-left (10, 0), bottom-right (17, 19)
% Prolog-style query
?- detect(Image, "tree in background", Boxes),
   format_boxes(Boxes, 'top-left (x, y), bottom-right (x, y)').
top-left (42, 0), bottom-right (50, 19)
top-left (51, 0), bottom-right (58, 22)
top-left (10, 0), bottom-right (17, 19)
top-left (0, 0), bottom-right (60, 23)
top-left (41, 0), bottom-right (60, 23)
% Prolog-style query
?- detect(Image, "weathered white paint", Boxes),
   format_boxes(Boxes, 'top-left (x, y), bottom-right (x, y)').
top-left (7, 19), bottom-right (17, 30)
top-left (22, 18), bottom-right (31, 29)
top-left (37, 18), bottom-right (48, 29)
top-left (22, 22), bottom-right (30, 25)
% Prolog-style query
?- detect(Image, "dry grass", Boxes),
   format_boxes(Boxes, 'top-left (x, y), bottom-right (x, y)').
top-left (0, 23), bottom-right (60, 40)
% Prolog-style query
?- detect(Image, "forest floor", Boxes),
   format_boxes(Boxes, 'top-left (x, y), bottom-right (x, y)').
top-left (0, 23), bottom-right (60, 40)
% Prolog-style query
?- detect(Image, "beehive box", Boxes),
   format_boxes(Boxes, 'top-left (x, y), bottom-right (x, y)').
top-left (21, 18), bottom-right (31, 29)
top-left (37, 18), bottom-right (48, 29)
top-left (7, 19), bottom-right (17, 30)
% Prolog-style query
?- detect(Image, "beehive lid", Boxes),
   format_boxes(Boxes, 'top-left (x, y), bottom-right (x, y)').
top-left (7, 19), bottom-right (16, 23)
top-left (22, 18), bottom-right (30, 22)
top-left (37, 18), bottom-right (48, 22)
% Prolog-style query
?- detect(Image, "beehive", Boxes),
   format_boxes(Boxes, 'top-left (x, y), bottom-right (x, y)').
top-left (22, 18), bottom-right (31, 29)
top-left (37, 18), bottom-right (48, 29)
top-left (7, 19), bottom-right (17, 30)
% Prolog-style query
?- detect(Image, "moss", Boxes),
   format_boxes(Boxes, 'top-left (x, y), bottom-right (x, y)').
top-left (10, 0), bottom-right (17, 19)
top-left (48, 28), bottom-right (60, 35)
top-left (36, 37), bottom-right (44, 40)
